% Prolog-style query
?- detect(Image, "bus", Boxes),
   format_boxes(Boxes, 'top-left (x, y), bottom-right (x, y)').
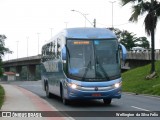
top-left (41, 28), bottom-right (127, 105)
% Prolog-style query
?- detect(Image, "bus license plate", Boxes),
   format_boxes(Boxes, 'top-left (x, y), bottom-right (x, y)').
top-left (92, 93), bottom-right (101, 97)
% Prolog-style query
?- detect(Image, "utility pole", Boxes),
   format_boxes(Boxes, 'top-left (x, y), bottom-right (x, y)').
top-left (37, 33), bottom-right (40, 55)
top-left (50, 28), bottom-right (54, 38)
top-left (84, 13), bottom-right (88, 27)
top-left (109, 1), bottom-right (116, 28)
top-left (16, 41), bottom-right (19, 59)
top-left (93, 19), bottom-right (96, 28)
top-left (26, 36), bottom-right (29, 57)
top-left (64, 22), bottom-right (68, 28)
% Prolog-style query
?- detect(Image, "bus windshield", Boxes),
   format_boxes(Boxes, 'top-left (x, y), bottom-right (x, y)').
top-left (67, 39), bottom-right (120, 81)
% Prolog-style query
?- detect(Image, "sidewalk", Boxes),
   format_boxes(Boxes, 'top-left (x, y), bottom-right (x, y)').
top-left (0, 84), bottom-right (71, 120)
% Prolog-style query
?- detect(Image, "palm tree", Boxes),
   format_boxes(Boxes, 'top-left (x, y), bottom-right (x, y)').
top-left (121, 0), bottom-right (160, 75)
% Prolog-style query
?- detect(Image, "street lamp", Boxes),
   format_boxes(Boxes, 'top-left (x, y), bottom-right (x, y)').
top-left (64, 22), bottom-right (68, 28)
top-left (50, 28), bottom-right (54, 38)
top-left (83, 13), bottom-right (88, 27)
top-left (26, 36), bottom-right (29, 57)
top-left (109, 1), bottom-right (116, 28)
top-left (37, 33), bottom-right (40, 55)
top-left (71, 9), bottom-right (94, 27)
top-left (16, 41), bottom-right (19, 59)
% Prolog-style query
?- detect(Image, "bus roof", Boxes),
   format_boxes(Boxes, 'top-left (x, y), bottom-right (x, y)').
top-left (62, 28), bottom-right (117, 39)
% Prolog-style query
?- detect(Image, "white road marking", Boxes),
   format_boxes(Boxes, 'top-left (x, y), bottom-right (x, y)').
top-left (131, 106), bottom-right (150, 111)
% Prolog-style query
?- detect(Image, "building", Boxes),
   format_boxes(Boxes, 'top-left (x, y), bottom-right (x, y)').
top-left (2, 72), bottom-right (16, 81)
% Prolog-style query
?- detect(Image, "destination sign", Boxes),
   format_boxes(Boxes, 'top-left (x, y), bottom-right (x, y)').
top-left (73, 41), bottom-right (90, 45)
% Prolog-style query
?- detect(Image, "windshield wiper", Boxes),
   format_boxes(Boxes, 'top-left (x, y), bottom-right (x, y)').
top-left (81, 59), bottom-right (91, 81)
top-left (95, 56), bottom-right (110, 80)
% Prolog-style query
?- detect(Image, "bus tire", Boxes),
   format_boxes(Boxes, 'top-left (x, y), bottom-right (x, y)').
top-left (45, 83), bottom-right (52, 98)
top-left (103, 99), bottom-right (112, 105)
top-left (61, 87), bottom-right (69, 105)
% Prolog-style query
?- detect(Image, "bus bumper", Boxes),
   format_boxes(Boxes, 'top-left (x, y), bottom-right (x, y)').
top-left (65, 87), bottom-right (122, 100)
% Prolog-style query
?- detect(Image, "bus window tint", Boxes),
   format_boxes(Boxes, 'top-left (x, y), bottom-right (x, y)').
top-left (94, 40), bottom-right (120, 79)
top-left (67, 40), bottom-right (93, 77)
top-left (67, 39), bottom-right (120, 81)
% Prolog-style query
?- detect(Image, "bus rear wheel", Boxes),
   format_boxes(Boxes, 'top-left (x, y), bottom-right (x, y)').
top-left (45, 84), bottom-right (52, 98)
top-left (103, 99), bottom-right (112, 105)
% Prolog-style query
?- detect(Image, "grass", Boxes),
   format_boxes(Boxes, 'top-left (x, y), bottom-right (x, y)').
top-left (122, 61), bottom-right (160, 96)
top-left (0, 84), bottom-right (5, 109)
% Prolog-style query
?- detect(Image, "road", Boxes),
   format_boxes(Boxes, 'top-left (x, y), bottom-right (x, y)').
top-left (7, 80), bottom-right (160, 120)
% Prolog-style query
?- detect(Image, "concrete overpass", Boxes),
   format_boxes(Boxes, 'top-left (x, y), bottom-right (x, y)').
top-left (2, 50), bottom-right (160, 80)
top-left (2, 55), bottom-right (41, 80)
top-left (125, 50), bottom-right (160, 69)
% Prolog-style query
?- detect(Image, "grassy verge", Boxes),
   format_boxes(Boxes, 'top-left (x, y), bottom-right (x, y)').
top-left (0, 85), bottom-right (5, 109)
top-left (122, 61), bottom-right (160, 96)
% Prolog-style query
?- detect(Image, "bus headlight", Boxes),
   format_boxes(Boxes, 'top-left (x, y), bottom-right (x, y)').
top-left (114, 82), bottom-right (121, 88)
top-left (69, 83), bottom-right (77, 89)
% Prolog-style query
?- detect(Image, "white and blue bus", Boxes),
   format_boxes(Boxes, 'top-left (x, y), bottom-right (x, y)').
top-left (41, 28), bottom-right (126, 105)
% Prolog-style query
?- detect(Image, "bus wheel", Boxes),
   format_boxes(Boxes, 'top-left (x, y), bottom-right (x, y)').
top-left (61, 88), bottom-right (69, 105)
top-left (45, 84), bottom-right (52, 98)
top-left (103, 99), bottom-right (112, 105)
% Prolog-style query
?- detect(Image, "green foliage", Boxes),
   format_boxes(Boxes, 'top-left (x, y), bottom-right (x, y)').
top-left (0, 59), bottom-right (3, 76)
top-left (0, 85), bottom-right (5, 109)
top-left (120, 0), bottom-right (160, 36)
top-left (0, 35), bottom-right (12, 76)
top-left (120, 30), bottom-right (137, 50)
top-left (121, 0), bottom-right (138, 6)
top-left (122, 61), bottom-right (160, 96)
top-left (0, 35), bottom-right (12, 57)
top-left (135, 37), bottom-right (149, 49)
top-left (109, 28), bottom-right (150, 50)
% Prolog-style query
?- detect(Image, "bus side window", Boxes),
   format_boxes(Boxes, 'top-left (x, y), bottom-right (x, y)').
top-left (52, 40), bottom-right (56, 59)
top-left (42, 46), bottom-right (45, 62)
top-left (44, 45), bottom-right (48, 62)
top-left (54, 39), bottom-right (57, 59)
top-left (49, 42), bottom-right (54, 60)
top-left (57, 38), bottom-right (61, 59)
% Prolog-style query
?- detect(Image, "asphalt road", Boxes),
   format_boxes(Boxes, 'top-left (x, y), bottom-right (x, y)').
top-left (7, 80), bottom-right (160, 120)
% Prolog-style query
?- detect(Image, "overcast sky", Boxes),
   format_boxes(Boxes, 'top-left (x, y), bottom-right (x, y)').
top-left (1, 0), bottom-right (160, 61)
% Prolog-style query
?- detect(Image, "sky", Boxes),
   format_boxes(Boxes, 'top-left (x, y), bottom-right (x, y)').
top-left (1, 0), bottom-right (160, 61)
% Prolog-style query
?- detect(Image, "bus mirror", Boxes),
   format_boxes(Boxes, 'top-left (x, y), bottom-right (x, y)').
top-left (62, 46), bottom-right (66, 60)
top-left (119, 44), bottom-right (127, 61)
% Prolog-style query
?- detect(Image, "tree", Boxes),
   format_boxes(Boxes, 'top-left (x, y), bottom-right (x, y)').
top-left (135, 37), bottom-right (149, 49)
top-left (0, 35), bottom-right (12, 76)
top-left (0, 35), bottom-right (12, 56)
top-left (120, 0), bottom-right (160, 75)
top-left (109, 28), bottom-right (150, 50)
top-left (119, 30), bottom-right (137, 50)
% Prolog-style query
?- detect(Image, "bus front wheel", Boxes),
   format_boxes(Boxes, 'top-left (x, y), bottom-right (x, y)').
top-left (103, 99), bottom-right (112, 105)
top-left (61, 88), bottom-right (69, 105)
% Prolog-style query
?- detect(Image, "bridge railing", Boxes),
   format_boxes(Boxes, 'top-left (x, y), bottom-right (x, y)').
top-left (127, 49), bottom-right (160, 60)
top-left (2, 55), bottom-right (41, 67)
top-left (3, 55), bottom-right (41, 63)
